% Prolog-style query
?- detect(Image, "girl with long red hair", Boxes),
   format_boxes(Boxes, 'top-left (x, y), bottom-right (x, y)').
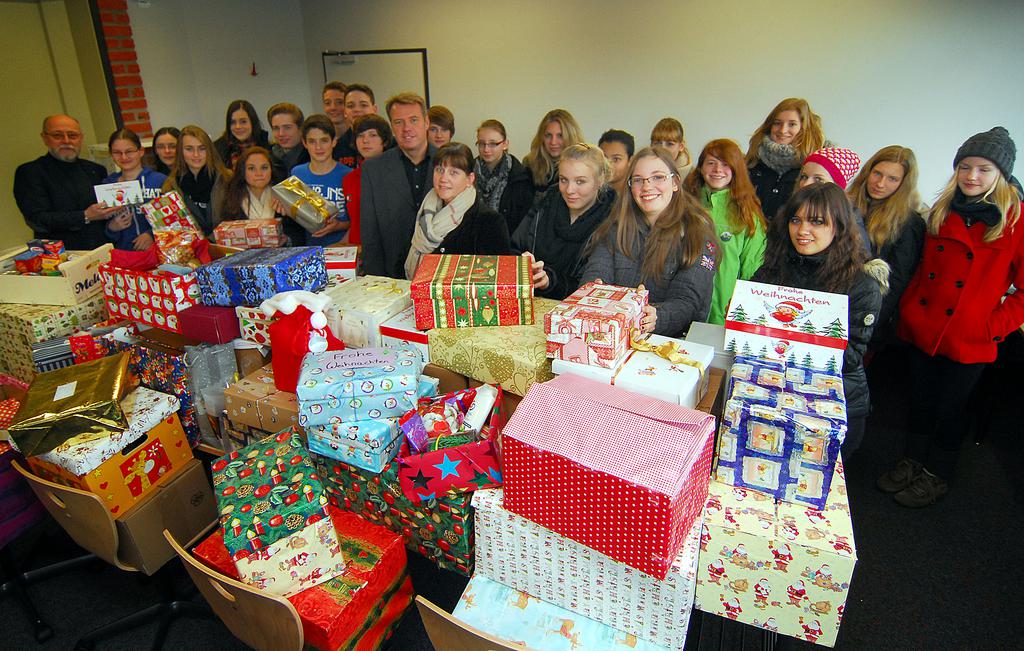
top-left (684, 139), bottom-right (766, 324)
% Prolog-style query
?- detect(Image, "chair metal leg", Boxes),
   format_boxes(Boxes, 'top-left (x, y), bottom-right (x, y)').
top-left (1, 545), bottom-right (97, 642)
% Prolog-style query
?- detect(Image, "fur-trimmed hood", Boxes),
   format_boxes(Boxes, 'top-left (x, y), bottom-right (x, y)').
top-left (864, 258), bottom-right (891, 295)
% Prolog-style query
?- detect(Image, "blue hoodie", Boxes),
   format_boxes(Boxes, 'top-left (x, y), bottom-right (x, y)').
top-left (102, 167), bottom-right (166, 250)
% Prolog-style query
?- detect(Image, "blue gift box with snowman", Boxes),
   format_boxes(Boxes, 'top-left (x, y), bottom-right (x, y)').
top-left (305, 418), bottom-right (402, 473)
top-left (295, 347), bottom-right (424, 427)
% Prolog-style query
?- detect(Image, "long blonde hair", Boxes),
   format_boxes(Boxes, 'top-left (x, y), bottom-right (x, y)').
top-left (745, 98), bottom-right (825, 166)
top-left (524, 109), bottom-right (583, 186)
top-left (162, 125), bottom-right (231, 193)
top-left (928, 173), bottom-right (1021, 242)
top-left (848, 145), bottom-right (925, 249)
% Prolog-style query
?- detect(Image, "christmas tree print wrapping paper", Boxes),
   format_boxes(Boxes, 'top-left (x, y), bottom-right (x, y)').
top-left (473, 487), bottom-right (701, 650)
top-left (715, 356), bottom-right (846, 510)
top-left (193, 506), bottom-right (413, 651)
top-left (410, 254), bottom-right (534, 330)
top-left (322, 275), bottom-right (411, 349)
top-left (427, 297), bottom-right (560, 397)
top-left (502, 373), bottom-right (715, 580)
top-left (724, 280), bottom-right (849, 372)
top-left (453, 575), bottom-right (674, 651)
top-left (212, 429), bottom-right (344, 597)
top-left (695, 463), bottom-right (856, 647)
top-left (195, 246), bottom-right (327, 307)
top-left (313, 454), bottom-right (475, 576)
top-left (296, 347), bottom-right (424, 427)
top-left (544, 282), bottom-right (648, 369)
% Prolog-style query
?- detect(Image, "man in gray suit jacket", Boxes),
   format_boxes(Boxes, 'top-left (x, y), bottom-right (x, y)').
top-left (361, 92), bottom-right (437, 278)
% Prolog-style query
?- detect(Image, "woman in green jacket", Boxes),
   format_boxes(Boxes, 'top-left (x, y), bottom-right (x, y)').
top-left (683, 139), bottom-right (766, 324)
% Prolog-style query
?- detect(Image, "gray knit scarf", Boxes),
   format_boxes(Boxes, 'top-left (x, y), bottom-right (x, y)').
top-left (405, 186), bottom-right (477, 279)
top-left (474, 154), bottom-right (512, 212)
top-left (757, 139), bottom-right (801, 176)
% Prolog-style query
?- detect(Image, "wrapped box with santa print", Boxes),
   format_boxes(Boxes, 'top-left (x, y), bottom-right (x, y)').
top-left (716, 356), bottom-right (846, 510)
top-left (545, 282), bottom-right (648, 369)
top-left (410, 254), bottom-right (534, 330)
top-left (193, 507), bottom-right (413, 651)
top-left (473, 487), bottom-right (701, 650)
top-left (235, 305), bottom-right (273, 345)
top-left (394, 383), bottom-right (504, 503)
top-left (427, 297), bottom-right (560, 397)
top-left (695, 463), bottom-right (856, 647)
top-left (312, 454), bottom-right (475, 576)
top-left (306, 418), bottom-right (402, 474)
top-left (379, 306), bottom-right (430, 363)
top-left (195, 246), bottom-right (327, 307)
top-left (724, 280), bottom-right (849, 373)
top-left (213, 219), bottom-right (287, 249)
top-left (100, 263), bottom-right (200, 333)
top-left (323, 246), bottom-right (358, 286)
top-left (295, 347), bottom-right (424, 428)
top-left (552, 333), bottom-right (715, 409)
top-left (322, 275), bottom-right (411, 348)
top-left (502, 373), bottom-right (716, 580)
top-left (25, 386), bottom-right (192, 517)
top-left (211, 428), bottom-right (345, 596)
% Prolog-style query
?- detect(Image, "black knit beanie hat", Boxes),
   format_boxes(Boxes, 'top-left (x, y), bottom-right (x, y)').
top-left (954, 126), bottom-right (1016, 179)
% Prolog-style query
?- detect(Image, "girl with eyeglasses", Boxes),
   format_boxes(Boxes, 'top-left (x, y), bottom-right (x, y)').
top-left (150, 126), bottom-right (180, 176)
top-left (162, 125), bottom-right (232, 235)
top-left (683, 139), bottom-right (766, 325)
top-left (473, 119), bottom-right (533, 235)
top-left (103, 128), bottom-right (165, 250)
top-left (745, 98), bottom-right (827, 222)
top-left (523, 109), bottom-right (584, 200)
top-left (513, 143), bottom-right (616, 300)
top-left (650, 118), bottom-right (693, 181)
top-left (581, 147), bottom-right (718, 336)
top-left (752, 183), bottom-right (887, 458)
top-left (846, 145), bottom-right (927, 346)
top-left (405, 143), bottom-right (511, 279)
top-left (879, 128), bottom-right (1023, 507)
top-left (213, 100), bottom-right (271, 169)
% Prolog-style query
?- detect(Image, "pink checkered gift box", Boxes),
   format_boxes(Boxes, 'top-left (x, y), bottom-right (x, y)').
top-left (502, 373), bottom-right (715, 579)
top-left (544, 283), bottom-right (648, 369)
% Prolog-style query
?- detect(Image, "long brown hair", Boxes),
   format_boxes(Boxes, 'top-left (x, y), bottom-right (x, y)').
top-left (847, 146), bottom-right (925, 250)
top-left (589, 147), bottom-right (717, 283)
top-left (650, 117), bottom-right (692, 168)
top-left (684, 138), bottom-right (764, 236)
top-left (162, 125), bottom-right (231, 193)
top-left (524, 109), bottom-right (583, 186)
top-left (745, 98), bottom-right (825, 166)
top-left (761, 183), bottom-right (866, 293)
top-left (222, 146), bottom-right (273, 218)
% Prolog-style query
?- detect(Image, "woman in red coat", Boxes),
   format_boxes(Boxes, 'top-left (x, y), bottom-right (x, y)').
top-left (878, 127), bottom-right (1023, 507)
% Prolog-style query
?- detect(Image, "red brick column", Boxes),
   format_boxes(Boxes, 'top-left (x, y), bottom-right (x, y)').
top-left (96, 0), bottom-right (152, 137)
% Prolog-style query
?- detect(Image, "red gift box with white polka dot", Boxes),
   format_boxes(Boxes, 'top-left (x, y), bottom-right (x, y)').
top-left (502, 373), bottom-right (716, 580)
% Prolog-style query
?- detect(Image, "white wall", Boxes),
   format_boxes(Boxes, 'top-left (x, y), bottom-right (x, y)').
top-left (298, 0), bottom-right (1024, 199)
top-left (129, 0), bottom-right (312, 138)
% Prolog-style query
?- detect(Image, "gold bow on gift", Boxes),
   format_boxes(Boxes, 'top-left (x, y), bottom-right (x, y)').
top-left (277, 177), bottom-right (336, 222)
top-left (366, 281), bottom-right (405, 296)
top-left (630, 335), bottom-right (705, 384)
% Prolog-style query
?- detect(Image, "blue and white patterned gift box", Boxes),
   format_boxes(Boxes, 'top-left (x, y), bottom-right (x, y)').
top-left (305, 417), bottom-right (402, 473)
top-left (195, 246), bottom-right (326, 306)
top-left (296, 347), bottom-right (424, 427)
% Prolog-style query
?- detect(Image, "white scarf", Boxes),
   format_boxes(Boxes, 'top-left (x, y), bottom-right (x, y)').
top-left (243, 188), bottom-right (274, 219)
top-left (405, 186), bottom-right (477, 279)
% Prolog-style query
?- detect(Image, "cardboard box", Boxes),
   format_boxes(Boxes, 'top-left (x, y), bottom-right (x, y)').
top-left (178, 305), bottom-right (241, 344)
top-left (545, 282), bottom-right (647, 369)
top-left (323, 275), bottom-right (411, 348)
top-left (427, 297), bottom-right (559, 397)
top-left (503, 373), bottom-right (716, 580)
top-left (223, 364), bottom-right (300, 432)
top-left (473, 488), bottom-right (699, 649)
top-left (410, 254), bottom-right (535, 329)
top-left (0, 244), bottom-right (112, 306)
top-left (695, 465), bottom-right (856, 647)
top-left (453, 575), bottom-right (674, 651)
top-left (116, 458), bottom-right (216, 575)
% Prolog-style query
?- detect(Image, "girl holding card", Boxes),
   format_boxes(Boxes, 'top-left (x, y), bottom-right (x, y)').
top-left (103, 128), bottom-right (165, 250)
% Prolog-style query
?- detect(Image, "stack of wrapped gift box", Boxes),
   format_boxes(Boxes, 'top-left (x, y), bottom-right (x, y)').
top-left (694, 280), bottom-right (858, 647)
top-left (468, 372), bottom-right (717, 649)
top-left (321, 274), bottom-right (411, 349)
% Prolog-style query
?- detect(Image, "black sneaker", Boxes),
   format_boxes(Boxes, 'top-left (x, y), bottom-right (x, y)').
top-left (894, 470), bottom-right (949, 508)
top-left (876, 458), bottom-right (923, 493)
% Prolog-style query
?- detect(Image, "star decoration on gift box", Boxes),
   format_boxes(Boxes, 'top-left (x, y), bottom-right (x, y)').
top-left (411, 469), bottom-right (433, 490)
top-left (487, 467), bottom-right (502, 483)
top-left (468, 470), bottom-right (493, 489)
top-left (433, 453), bottom-right (462, 479)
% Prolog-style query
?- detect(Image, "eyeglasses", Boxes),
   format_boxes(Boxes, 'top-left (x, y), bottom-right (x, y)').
top-left (475, 140), bottom-right (505, 149)
top-left (45, 131), bottom-right (82, 141)
top-left (628, 173), bottom-right (674, 187)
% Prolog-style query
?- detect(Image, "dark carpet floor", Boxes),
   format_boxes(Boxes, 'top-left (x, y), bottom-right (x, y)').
top-left (2, 341), bottom-right (1022, 650)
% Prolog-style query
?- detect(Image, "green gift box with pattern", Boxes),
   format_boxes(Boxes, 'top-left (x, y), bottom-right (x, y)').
top-left (410, 254), bottom-right (534, 330)
top-left (312, 453), bottom-right (475, 576)
top-left (211, 428), bottom-right (333, 557)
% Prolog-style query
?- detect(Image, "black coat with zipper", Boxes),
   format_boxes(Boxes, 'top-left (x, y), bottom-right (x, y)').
top-left (432, 196), bottom-right (512, 257)
top-left (748, 160), bottom-right (800, 222)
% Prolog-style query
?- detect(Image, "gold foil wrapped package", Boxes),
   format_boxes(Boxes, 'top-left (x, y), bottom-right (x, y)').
top-left (8, 352), bottom-right (135, 457)
top-left (271, 175), bottom-right (339, 233)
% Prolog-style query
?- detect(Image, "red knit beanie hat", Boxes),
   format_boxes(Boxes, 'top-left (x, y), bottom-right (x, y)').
top-left (803, 147), bottom-right (861, 189)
